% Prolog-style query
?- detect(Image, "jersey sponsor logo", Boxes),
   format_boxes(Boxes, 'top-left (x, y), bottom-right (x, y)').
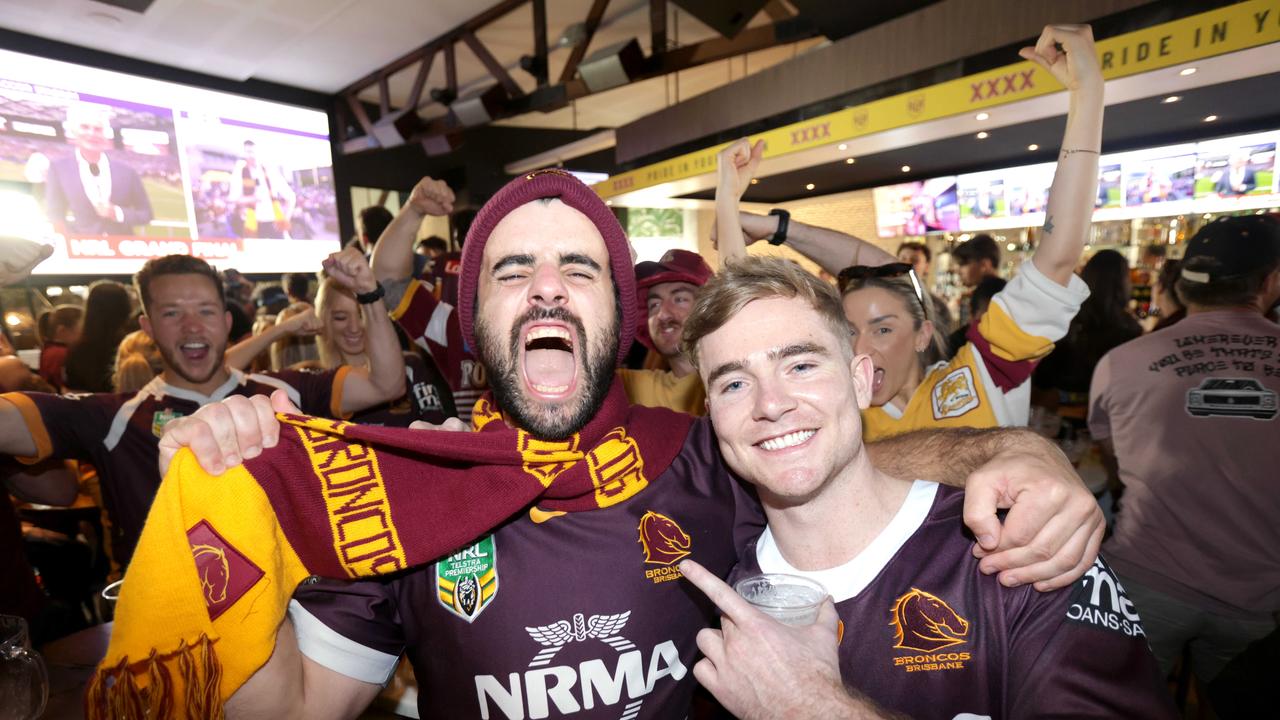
top-left (186, 519), bottom-right (263, 621)
top-left (931, 367), bottom-right (980, 420)
top-left (475, 608), bottom-right (687, 720)
top-left (638, 511), bottom-right (691, 584)
top-left (436, 535), bottom-right (498, 622)
top-left (295, 420), bottom-right (408, 577)
top-left (1066, 557), bottom-right (1145, 638)
top-left (151, 408), bottom-right (185, 437)
top-left (891, 588), bottom-right (970, 653)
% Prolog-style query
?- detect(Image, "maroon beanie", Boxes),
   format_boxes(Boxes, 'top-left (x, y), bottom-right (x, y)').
top-left (458, 169), bottom-right (637, 364)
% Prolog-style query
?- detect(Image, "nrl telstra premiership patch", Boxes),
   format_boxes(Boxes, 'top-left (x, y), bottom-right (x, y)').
top-left (437, 534), bottom-right (499, 622)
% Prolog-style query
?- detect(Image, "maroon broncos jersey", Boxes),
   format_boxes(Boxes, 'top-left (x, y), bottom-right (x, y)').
top-left (735, 481), bottom-right (1176, 719)
top-left (349, 353), bottom-right (456, 428)
top-left (290, 418), bottom-right (764, 719)
top-left (2, 368), bottom-right (343, 566)
top-left (388, 277), bottom-right (487, 422)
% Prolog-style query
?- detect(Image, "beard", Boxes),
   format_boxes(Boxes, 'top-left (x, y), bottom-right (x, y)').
top-left (156, 336), bottom-right (228, 386)
top-left (475, 304), bottom-right (619, 440)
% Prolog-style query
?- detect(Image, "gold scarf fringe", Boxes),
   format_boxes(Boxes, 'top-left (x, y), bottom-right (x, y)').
top-left (86, 634), bottom-right (224, 720)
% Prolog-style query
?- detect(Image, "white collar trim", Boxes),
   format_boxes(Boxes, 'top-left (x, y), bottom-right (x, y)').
top-left (755, 480), bottom-right (939, 603)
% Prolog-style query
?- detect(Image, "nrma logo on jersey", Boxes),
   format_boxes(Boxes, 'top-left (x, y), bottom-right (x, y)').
top-left (1066, 557), bottom-right (1146, 638)
top-left (475, 609), bottom-right (687, 719)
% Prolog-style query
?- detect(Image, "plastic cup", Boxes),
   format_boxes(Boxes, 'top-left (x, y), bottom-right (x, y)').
top-left (733, 573), bottom-right (828, 626)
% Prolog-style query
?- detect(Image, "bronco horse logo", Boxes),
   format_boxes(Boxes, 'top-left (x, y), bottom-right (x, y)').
top-left (637, 510), bottom-right (692, 565)
top-left (890, 588), bottom-right (970, 652)
top-left (192, 543), bottom-right (230, 606)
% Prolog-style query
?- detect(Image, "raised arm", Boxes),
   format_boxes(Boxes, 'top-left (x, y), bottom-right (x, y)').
top-left (1023, 25), bottom-right (1105, 286)
top-left (714, 139), bottom-right (763, 265)
top-left (225, 307), bottom-right (320, 371)
top-left (867, 426), bottom-right (1103, 592)
top-left (0, 238), bottom-right (54, 287)
top-left (323, 248), bottom-right (405, 414)
top-left (369, 177), bottom-right (454, 284)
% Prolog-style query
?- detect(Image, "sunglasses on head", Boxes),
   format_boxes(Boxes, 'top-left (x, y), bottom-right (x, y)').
top-left (837, 263), bottom-right (930, 321)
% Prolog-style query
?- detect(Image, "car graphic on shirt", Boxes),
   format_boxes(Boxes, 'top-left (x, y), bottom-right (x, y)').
top-left (1186, 378), bottom-right (1277, 420)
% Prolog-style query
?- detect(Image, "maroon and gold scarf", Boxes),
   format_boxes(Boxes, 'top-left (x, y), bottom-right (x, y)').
top-left (87, 381), bottom-right (692, 718)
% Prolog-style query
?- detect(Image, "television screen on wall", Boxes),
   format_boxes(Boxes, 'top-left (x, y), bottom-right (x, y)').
top-left (0, 48), bottom-right (338, 275)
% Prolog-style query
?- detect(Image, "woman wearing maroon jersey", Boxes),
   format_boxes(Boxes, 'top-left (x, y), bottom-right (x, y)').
top-left (314, 276), bottom-right (455, 427)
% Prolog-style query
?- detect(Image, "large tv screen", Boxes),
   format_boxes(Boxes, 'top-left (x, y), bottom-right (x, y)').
top-left (0, 48), bottom-right (339, 275)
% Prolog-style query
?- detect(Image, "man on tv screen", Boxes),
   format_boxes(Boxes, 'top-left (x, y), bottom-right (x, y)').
top-left (43, 103), bottom-right (154, 236)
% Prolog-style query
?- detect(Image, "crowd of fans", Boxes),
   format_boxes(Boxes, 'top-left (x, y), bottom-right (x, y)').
top-left (0, 22), bottom-right (1275, 720)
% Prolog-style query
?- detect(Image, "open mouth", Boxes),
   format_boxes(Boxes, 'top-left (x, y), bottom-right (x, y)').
top-left (872, 367), bottom-right (885, 395)
top-left (755, 429), bottom-right (817, 452)
top-left (180, 341), bottom-right (210, 362)
top-left (520, 324), bottom-right (578, 398)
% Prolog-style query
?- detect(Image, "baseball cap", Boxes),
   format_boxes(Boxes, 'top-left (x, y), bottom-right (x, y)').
top-left (1180, 215), bottom-right (1280, 283)
top-left (635, 249), bottom-right (713, 290)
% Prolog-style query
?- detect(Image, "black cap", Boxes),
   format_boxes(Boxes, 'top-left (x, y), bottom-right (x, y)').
top-left (1180, 215), bottom-right (1280, 283)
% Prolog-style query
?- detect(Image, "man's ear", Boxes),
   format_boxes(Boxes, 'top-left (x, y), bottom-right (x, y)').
top-left (139, 313), bottom-right (154, 339)
top-left (850, 353), bottom-right (875, 410)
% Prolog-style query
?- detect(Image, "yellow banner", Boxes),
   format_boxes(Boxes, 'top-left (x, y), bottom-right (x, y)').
top-left (597, 0), bottom-right (1280, 199)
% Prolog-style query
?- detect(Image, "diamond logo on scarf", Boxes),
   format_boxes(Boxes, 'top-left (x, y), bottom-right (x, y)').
top-left (437, 534), bottom-right (499, 622)
top-left (186, 519), bottom-right (264, 621)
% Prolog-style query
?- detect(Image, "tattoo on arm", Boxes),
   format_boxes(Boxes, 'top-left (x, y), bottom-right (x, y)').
top-left (1043, 215), bottom-right (1055, 235)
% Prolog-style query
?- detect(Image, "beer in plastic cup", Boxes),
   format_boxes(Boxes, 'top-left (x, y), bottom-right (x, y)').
top-left (733, 573), bottom-right (827, 626)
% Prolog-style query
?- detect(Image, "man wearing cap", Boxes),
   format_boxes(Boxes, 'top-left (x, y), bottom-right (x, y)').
top-left (157, 171), bottom-right (1105, 720)
top-left (624, 249), bottom-right (714, 414)
top-left (1089, 215), bottom-right (1280, 693)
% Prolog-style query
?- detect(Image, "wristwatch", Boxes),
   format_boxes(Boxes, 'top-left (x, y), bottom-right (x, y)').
top-left (355, 282), bottom-right (385, 305)
top-left (768, 209), bottom-right (790, 246)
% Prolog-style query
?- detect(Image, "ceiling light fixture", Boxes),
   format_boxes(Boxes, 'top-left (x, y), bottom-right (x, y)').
top-left (1162, 95), bottom-right (1181, 104)
top-left (975, 112), bottom-right (989, 121)
top-left (838, 143), bottom-right (848, 151)
top-left (976, 131), bottom-right (989, 139)
top-left (1027, 144), bottom-right (1039, 151)
top-left (845, 158), bottom-right (855, 164)
top-left (1179, 67), bottom-right (1198, 76)
top-left (805, 183), bottom-right (815, 191)
top-left (1203, 115), bottom-right (1218, 122)
top-left (901, 165), bottom-right (911, 173)
top-left (750, 178), bottom-right (759, 185)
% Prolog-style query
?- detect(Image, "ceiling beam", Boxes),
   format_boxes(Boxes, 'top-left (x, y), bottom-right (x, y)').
top-left (406, 49), bottom-right (435, 110)
top-left (559, 0), bottom-right (612, 84)
top-left (461, 30), bottom-right (523, 97)
top-left (531, 0), bottom-right (549, 87)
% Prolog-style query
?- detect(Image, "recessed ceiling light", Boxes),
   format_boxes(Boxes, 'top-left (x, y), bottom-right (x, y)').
top-left (605, 200), bottom-right (613, 206)
top-left (845, 157), bottom-right (855, 164)
top-left (837, 143), bottom-right (848, 151)
top-left (975, 112), bottom-right (990, 121)
top-left (1006, 243), bottom-right (1017, 252)
top-left (86, 11), bottom-right (123, 26)
top-left (901, 165), bottom-right (911, 173)
top-left (976, 131), bottom-right (989, 139)
top-left (749, 178), bottom-right (759, 185)
top-left (1203, 115), bottom-right (1218, 122)
top-left (1162, 95), bottom-right (1181, 104)
top-left (1180, 67), bottom-right (1198, 76)
top-left (1027, 143), bottom-right (1039, 151)
top-left (805, 183), bottom-right (815, 191)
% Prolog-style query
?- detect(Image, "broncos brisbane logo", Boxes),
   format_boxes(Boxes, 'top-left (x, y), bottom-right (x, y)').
top-left (637, 510), bottom-right (691, 565)
top-left (192, 543), bottom-right (230, 607)
top-left (890, 588), bottom-right (970, 652)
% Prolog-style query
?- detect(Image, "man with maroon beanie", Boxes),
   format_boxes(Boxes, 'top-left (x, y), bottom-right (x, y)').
top-left (161, 170), bottom-right (1106, 719)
